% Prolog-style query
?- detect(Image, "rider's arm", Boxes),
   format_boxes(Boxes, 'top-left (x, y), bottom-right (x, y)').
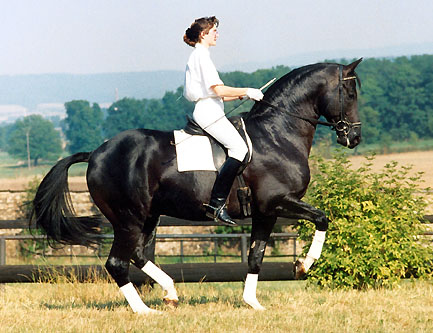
top-left (212, 85), bottom-right (263, 102)
top-left (212, 85), bottom-right (247, 99)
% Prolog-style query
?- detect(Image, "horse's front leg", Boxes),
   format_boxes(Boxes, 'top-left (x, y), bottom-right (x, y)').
top-left (243, 214), bottom-right (276, 310)
top-left (276, 199), bottom-right (329, 279)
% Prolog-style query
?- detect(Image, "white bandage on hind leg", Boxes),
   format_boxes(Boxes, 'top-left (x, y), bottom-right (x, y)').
top-left (142, 261), bottom-right (178, 300)
top-left (243, 273), bottom-right (265, 310)
top-left (307, 230), bottom-right (326, 259)
top-left (304, 230), bottom-right (326, 271)
top-left (120, 282), bottom-right (154, 314)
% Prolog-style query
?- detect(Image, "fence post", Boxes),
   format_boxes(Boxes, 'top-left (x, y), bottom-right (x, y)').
top-left (293, 236), bottom-right (297, 261)
top-left (214, 238), bottom-right (218, 263)
top-left (0, 237), bottom-right (6, 265)
top-left (241, 235), bottom-right (248, 263)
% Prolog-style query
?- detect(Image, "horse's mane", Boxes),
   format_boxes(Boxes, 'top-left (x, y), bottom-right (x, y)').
top-left (245, 63), bottom-right (330, 121)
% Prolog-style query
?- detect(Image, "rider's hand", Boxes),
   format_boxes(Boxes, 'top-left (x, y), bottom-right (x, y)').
top-left (246, 88), bottom-right (264, 101)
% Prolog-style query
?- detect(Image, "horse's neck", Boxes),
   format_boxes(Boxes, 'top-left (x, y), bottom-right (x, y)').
top-left (246, 86), bottom-right (319, 155)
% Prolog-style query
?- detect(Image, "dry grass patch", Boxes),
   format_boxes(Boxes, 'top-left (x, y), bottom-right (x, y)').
top-left (1, 280), bottom-right (432, 332)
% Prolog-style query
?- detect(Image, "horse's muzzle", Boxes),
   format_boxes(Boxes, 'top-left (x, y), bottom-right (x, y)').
top-left (337, 127), bottom-right (361, 149)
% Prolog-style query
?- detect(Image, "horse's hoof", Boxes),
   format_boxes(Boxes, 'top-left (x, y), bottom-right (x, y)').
top-left (163, 298), bottom-right (179, 308)
top-left (294, 260), bottom-right (307, 280)
top-left (243, 297), bottom-right (266, 311)
top-left (136, 308), bottom-right (161, 315)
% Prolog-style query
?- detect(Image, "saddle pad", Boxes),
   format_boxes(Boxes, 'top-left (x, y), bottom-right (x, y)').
top-left (174, 130), bottom-right (217, 172)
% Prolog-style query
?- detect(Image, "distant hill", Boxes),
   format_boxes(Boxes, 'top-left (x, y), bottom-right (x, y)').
top-left (221, 42), bottom-right (433, 72)
top-left (0, 71), bottom-right (185, 109)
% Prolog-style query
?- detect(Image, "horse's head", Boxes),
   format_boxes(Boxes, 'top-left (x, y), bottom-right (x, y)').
top-left (321, 59), bottom-right (362, 149)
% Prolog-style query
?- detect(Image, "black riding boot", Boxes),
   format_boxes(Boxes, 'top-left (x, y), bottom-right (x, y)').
top-left (205, 157), bottom-right (242, 226)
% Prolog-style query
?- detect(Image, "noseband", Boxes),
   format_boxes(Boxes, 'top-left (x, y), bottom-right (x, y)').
top-left (258, 65), bottom-right (361, 135)
top-left (334, 65), bottom-right (361, 137)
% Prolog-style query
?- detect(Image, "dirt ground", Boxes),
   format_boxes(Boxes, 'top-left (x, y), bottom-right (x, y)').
top-left (349, 151), bottom-right (433, 188)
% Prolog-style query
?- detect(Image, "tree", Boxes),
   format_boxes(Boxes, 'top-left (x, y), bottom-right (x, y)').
top-left (65, 100), bottom-right (104, 153)
top-left (7, 115), bottom-right (62, 166)
top-left (102, 96), bottom-right (192, 139)
top-left (0, 124), bottom-right (13, 151)
top-left (103, 98), bottom-right (150, 139)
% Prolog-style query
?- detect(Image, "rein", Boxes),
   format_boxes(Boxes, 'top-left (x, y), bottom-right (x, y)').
top-left (258, 99), bottom-right (336, 127)
top-left (257, 65), bottom-right (361, 133)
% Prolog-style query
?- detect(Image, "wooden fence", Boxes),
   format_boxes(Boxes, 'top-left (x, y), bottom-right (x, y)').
top-left (2, 215), bottom-right (432, 284)
top-left (0, 217), bottom-right (297, 283)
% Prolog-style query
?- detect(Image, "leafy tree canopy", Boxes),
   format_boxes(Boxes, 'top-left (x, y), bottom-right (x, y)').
top-left (65, 100), bottom-right (104, 153)
top-left (7, 115), bottom-right (62, 165)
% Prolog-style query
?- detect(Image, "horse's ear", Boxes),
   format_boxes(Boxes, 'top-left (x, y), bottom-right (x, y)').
top-left (343, 58), bottom-right (363, 75)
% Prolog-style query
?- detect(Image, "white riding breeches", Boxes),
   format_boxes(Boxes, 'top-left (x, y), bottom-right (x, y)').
top-left (193, 97), bottom-right (248, 162)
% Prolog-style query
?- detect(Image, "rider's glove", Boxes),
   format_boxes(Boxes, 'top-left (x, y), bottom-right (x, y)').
top-left (246, 88), bottom-right (264, 101)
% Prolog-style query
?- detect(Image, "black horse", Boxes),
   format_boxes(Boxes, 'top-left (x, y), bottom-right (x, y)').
top-left (32, 59), bottom-right (362, 313)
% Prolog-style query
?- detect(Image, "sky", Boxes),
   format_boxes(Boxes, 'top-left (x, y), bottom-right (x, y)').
top-left (2, 0), bottom-right (433, 76)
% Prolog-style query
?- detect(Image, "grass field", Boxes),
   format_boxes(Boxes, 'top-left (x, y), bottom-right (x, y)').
top-left (0, 151), bottom-right (87, 180)
top-left (1, 279), bottom-right (432, 332)
top-left (1, 148), bottom-right (433, 331)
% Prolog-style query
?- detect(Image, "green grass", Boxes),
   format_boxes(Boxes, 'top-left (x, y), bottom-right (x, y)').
top-left (1, 277), bottom-right (432, 332)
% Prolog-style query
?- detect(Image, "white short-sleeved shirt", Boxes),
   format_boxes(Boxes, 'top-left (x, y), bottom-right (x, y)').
top-left (183, 43), bottom-right (224, 102)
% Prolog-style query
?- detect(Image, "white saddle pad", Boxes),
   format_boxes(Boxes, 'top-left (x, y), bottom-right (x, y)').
top-left (174, 118), bottom-right (253, 172)
top-left (174, 130), bottom-right (217, 172)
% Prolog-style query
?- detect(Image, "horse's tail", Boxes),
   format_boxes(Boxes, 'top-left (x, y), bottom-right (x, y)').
top-left (31, 152), bottom-right (102, 247)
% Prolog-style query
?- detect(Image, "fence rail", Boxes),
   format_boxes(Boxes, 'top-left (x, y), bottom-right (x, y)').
top-left (1, 217), bottom-right (432, 283)
top-left (0, 216), bottom-right (298, 229)
top-left (0, 216), bottom-right (298, 283)
top-left (0, 232), bottom-right (298, 266)
top-left (0, 262), bottom-right (295, 284)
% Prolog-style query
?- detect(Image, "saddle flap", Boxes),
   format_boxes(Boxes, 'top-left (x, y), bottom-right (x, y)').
top-left (179, 115), bottom-right (252, 172)
top-left (184, 115), bottom-right (206, 136)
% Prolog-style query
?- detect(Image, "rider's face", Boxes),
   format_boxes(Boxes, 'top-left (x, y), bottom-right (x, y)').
top-left (201, 26), bottom-right (218, 47)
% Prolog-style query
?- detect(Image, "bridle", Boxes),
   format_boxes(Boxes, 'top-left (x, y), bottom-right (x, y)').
top-left (258, 65), bottom-right (361, 137)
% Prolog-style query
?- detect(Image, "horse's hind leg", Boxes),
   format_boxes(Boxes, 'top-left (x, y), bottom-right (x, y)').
top-left (130, 218), bottom-right (179, 307)
top-left (105, 226), bottom-right (157, 314)
top-left (277, 199), bottom-right (329, 279)
top-left (243, 214), bottom-right (276, 310)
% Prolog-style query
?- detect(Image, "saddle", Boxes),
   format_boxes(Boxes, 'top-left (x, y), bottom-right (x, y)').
top-left (183, 115), bottom-right (252, 217)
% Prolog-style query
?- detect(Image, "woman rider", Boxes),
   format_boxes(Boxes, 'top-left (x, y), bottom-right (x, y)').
top-left (183, 16), bottom-right (263, 226)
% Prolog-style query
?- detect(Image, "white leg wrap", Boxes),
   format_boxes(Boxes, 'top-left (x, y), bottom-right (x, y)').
top-left (120, 282), bottom-right (156, 314)
top-left (242, 274), bottom-right (265, 310)
top-left (303, 230), bottom-right (326, 272)
top-left (307, 230), bottom-right (326, 260)
top-left (142, 261), bottom-right (178, 300)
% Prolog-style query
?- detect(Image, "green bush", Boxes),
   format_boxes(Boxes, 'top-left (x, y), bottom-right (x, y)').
top-left (296, 151), bottom-right (433, 289)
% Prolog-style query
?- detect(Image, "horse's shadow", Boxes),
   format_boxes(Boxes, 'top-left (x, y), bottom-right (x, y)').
top-left (184, 295), bottom-right (244, 308)
top-left (41, 300), bottom-right (128, 311)
top-left (40, 295), bottom-right (247, 310)
top-left (40, 297), bottom-right (164, 311)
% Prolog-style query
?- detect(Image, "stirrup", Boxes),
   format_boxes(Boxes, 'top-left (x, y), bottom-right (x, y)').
top-left (204, 203), bottom-right (237, 226)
